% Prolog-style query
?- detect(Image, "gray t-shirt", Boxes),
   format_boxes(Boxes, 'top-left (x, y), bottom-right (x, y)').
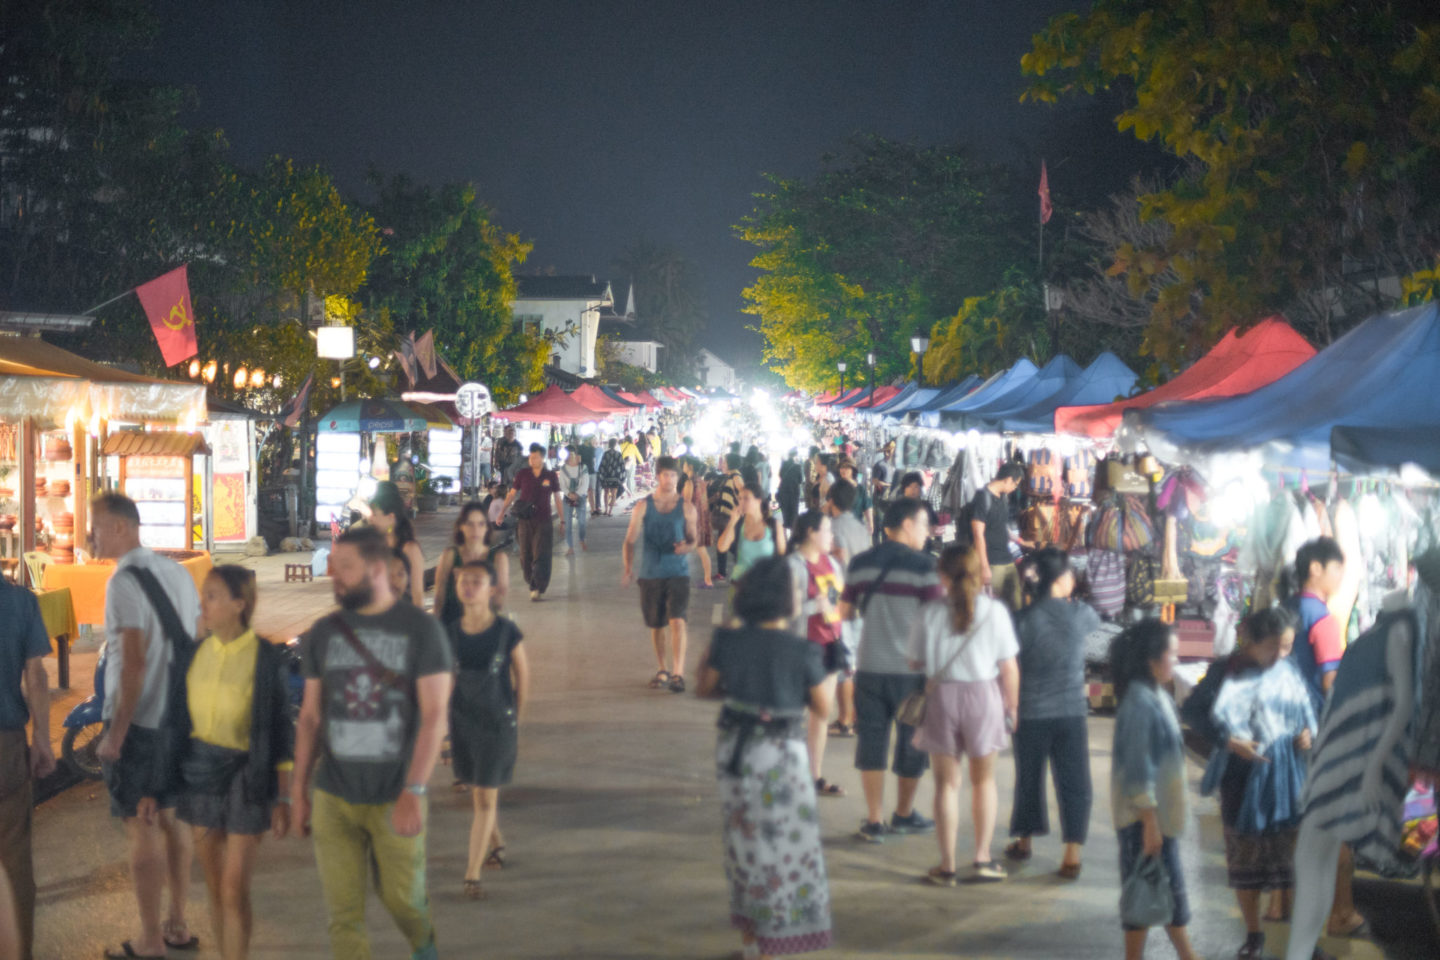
top-left (301, 602), bottom-right (454, 805)
top-left (103, 548), bottom-right (201, 729)
top-left (829, 512), bottom-right (870, 566)
top-left (840, 540), bottom-right (944, 675)
top-left (1015, 597), bottom-right (1102, 719)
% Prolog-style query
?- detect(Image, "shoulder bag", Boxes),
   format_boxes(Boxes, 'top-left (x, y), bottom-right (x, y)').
top-left (895, 605), bottom-right (985, 728)
top-left (126, 566), bottom-right (198, 794)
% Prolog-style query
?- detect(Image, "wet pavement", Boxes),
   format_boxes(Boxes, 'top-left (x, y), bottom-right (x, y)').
top-left (30, 505), bottom-right (1437, 958)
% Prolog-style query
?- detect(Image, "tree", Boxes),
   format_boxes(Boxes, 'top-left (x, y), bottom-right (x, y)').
top-left (1023, 0), bottom-right (1440, 360)
top-left (362, 177), bottom-right (543, 406)
top-left (737, 136), bottom-right (1029, 391)
top-left (612, 238), bottom-right (706, 381)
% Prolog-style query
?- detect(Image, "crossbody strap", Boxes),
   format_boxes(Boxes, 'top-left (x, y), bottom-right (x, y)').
top-left (328, 614), bottom-right (405, 690)
top-left (858, 557), bottom-right (899, 614)
top-left (926, 609), bottom-right (984, 684)
top-left (127, 567), bottom-right (192, 653)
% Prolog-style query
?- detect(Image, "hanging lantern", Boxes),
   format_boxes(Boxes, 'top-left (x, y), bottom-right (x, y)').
top-left (187, 359), bottom-right (201, 379)
top-left (271, 373), bottom-right (283, 389)
top-left (201, 359), bottom-right (218, 384)
top-left (250, 367), bottom-right (266, 388)
top-left (233, 366), bottom-right (248, 390)
top-left (331, 376), bottom-right (342, 388)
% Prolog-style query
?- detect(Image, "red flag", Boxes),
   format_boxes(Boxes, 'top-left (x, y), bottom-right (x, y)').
top-left (1038, 161), bottom-right (1053, 225)
top-left (135, 266), bottom-right (198, 366)
top-left (279, 371), bottom-right (315, 428)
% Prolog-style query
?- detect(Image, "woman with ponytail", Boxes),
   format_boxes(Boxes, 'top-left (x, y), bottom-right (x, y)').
top-left (1004, 548), bottom-right (1100, 878)
top-left (907, 544), bottom-right (1019, 885)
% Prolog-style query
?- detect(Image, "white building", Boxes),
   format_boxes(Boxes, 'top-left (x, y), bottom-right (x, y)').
top-left (696, 348), bottom-right (737, 393)
top-left (511, 276), bottom-right (614, 379)
top-left (612, 338), bottom-right (663, 373)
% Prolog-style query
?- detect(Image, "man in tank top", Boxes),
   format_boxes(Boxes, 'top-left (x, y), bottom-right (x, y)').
top-left (622, 457), bottom-right (698, 694)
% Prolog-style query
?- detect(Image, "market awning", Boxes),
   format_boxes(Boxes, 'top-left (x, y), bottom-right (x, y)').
top-left (917, 363), bottom-right (1031, 426)
top-left (1331, 425), bottom-right (1440, 474)
top-left (406, 402), bottom-right (455, 430)
top-left (1131, 303), bottom-right (1440, 469)
top-left (568, 383), bottom-right (631, 414)
top-left (491, 384), bottom-right (605, 424)
top-left (995, 353), bottom-right (1138, 434)
top-left (1055, 318), bottom-right (1315, 438)
top-left (0, 336), bottom-right (206, 427)
top-left (317, 399), bottom-right (428, 433)
top-left (102, 431), bottom-right (211, 458)
top-left (599, 385), bottom-right (645, 409)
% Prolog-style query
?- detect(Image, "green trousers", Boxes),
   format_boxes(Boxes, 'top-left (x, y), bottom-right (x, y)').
top-left (311, 788), bottom-right (437, 960)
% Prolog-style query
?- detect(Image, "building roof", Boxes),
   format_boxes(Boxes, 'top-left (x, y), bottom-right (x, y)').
top-left (514, 276), bottom-right (614, 302)
top-left (697, 347), bottom-right (733, 369)
top-left (102, 430), bottom-right (211, 458)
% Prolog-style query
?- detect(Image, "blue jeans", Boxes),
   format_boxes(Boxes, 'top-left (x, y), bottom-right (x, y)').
top-left (564, 499), bottom-right (587, 549)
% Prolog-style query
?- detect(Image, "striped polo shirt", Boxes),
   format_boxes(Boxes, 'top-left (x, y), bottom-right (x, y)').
top-left (841, 539), bottom-right (944, 675)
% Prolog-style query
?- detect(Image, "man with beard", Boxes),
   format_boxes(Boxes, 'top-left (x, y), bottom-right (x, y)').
top-left (291, 526), bottom-right (453, 960)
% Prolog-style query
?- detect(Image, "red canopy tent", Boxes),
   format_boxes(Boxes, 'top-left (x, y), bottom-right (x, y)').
top-left (851, 385), bottom-right (903, 409)
top-left (633, 390), bottom-right (665, 407)
top-left (661, 386), bottom-right (691, 402)
top-left (618, 390), bottom-right (660, 408)
top-left (1055, 317), bottom-right (1316, 438)
top-left (492, 384), bottom-right (606, 424)
top-left (569, 383), bottom-right (633, 414)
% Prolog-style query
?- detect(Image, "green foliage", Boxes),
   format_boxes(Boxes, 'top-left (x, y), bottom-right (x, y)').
top-left (737, 136), bottom-right (1029, 391)
top-left (1023, 0), bottom-right (1440, 359)
top-left (362, 178), bottom-right (542, 406)
top-left (924, 270), bottom-right (1047, 383)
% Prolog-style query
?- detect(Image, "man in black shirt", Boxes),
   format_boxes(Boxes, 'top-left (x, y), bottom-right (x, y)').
top-left (502, 445), bottom-right (565, 601)
top-left (968, 462), bottom-right (1025, 610)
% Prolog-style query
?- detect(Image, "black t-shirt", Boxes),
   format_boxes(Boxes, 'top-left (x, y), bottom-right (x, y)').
top-left (301, 603), bottom-right (454, 805)
top-left (969, 486), bottom-right (1012, 566)
top-left (449, 616), bottom-right (523, 674)
top-left (706, 626), bottom-right (825, 713)
top-left (513, 466), bottom-right (559, 521)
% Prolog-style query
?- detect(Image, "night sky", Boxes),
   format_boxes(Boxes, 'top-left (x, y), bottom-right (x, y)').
top-left (135, 0), bottom-right (1103, 371)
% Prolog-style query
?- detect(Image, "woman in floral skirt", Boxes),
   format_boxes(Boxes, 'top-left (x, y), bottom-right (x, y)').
top-left (697, 555), bottom-right (833, 958)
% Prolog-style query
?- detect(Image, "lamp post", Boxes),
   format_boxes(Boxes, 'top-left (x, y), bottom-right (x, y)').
top-left (837, 360), bottom-right (848, 395)
top-left (910, 335), bottom-right (930, 384)
top-left (866, 351), bottom-right (876, 403)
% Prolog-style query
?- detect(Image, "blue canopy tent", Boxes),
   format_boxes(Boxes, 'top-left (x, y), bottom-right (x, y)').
top-left (862, 381), bottom-right (921, 415)
top-left (1331, 425), bottom-right (1440, 475)
top-left (918, 362), bottom-right (1036, 427)
top-left (1132, 302), bottom-right (1440, 469)
top-left (940, 355), bottom-right (1077, 429)
top-left (900, 377), bottom-right (977, 418)
top-left (599, 385), bottom-right (645, 409)
top-left (997, 352), bottom-right (1138, 434)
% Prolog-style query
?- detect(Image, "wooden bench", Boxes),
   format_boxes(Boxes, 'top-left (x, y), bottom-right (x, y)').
top-left (284, 563), bottom-right (313, 583)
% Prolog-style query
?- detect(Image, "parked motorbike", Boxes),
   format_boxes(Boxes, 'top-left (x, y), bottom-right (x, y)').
top-left (61, 638), bottom-right (305, 782)
top-left (61, 647), bottom-right (107, 780)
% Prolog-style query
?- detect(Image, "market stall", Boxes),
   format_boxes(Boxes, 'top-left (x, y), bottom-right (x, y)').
top-left (314, 399), bottom-right (427, 527)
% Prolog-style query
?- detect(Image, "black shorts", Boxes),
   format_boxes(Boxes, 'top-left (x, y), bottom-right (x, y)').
top-left (639, 577), bottom-right (690, 628)
top-left (101, 723), bottom-right (177, 819)
top-left (853, 672), bottom-right (929, 777)
top-left (821, 641), bottom-right (851, 675)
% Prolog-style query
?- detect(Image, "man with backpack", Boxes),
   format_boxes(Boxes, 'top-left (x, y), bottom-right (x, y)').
top-left (710, 454), bottom-right (744, 582)
top-left (965, 463), bottom-right (1026, 611)
top-left (91, 492), bottom-right (201, 960)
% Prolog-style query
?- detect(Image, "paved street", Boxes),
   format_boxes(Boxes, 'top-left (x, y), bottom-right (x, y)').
top-left (30, 509), bottom-right (1434, 959)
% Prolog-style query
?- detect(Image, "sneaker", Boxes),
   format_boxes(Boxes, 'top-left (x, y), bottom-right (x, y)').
top-left (530, 590), bottom-right (540, 602)
top-left (889, 810), bottom-right (935, 835)
top-left (855, 821), bottom-right (887, 843)
top-left (970, 861), bottom-right (1006, 882)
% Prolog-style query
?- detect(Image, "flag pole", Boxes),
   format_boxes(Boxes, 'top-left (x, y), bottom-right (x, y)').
top-left (80, 288), bottom-right (136, 315)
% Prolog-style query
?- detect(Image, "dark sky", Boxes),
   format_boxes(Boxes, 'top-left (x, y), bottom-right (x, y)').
top-left (136, 0), bottom-right (1099, 371)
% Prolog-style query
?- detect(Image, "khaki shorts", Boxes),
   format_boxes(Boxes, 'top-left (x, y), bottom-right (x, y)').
top-left (991, 562), bottom-right (1022, 611)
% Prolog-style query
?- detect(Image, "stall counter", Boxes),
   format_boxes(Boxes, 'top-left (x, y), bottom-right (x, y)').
top-left (43, 550), bottom-right (213, 627)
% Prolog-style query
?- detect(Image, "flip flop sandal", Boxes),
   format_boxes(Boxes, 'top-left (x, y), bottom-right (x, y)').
top-left (1328, 918), bottom-right (1371, 939)
top-left (1057, 862), bottom-right (1082, 880)
top-left (668, 674), bottom-right (686, 694)
top-left (1003, 840), bottom-right (1033, 861)
top-left (485, 846), bottom-right (506, 869)
top-left (814, 778), bottom-right (845, 797)
top-left (648, 670), bottom-right (672, 689)
top-left (162, 924), bottom-right (200, 951)
top-left (924, 866), bottom-right (958, 887)
top-left (104, 943), bottom-right (166, 960)
top-left (463, 879), bottom-right (486, 901)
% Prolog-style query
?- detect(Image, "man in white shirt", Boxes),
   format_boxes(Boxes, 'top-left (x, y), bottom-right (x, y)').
top-left (92, 492), bottom-right (201, 959)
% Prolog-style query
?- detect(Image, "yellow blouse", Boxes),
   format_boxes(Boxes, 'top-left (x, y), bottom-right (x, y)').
top-left (187, 630), bottom-right (292, 771)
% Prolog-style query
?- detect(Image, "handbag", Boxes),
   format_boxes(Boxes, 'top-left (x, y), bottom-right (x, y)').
top-left (1120, 853), bottom-right (1175, 928)
top-left (895, 612), bottom-right (983, 728)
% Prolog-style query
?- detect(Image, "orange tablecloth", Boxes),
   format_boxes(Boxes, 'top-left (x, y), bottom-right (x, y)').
top-left (42, 552), bottom-right (213, 627)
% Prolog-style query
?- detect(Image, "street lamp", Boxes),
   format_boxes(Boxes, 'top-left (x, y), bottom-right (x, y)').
top-left (910, 335), bottom-right (930, 384)
top-left (837, 360), bottom-right (848, 395)
top-left (866, 351), bottom-right (876, 403)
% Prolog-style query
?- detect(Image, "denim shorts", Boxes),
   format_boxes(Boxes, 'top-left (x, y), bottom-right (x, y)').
top-left (853, 672), bottom-right (929, 778)
top-left (1117, 821), bottom-right (1191, 930)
